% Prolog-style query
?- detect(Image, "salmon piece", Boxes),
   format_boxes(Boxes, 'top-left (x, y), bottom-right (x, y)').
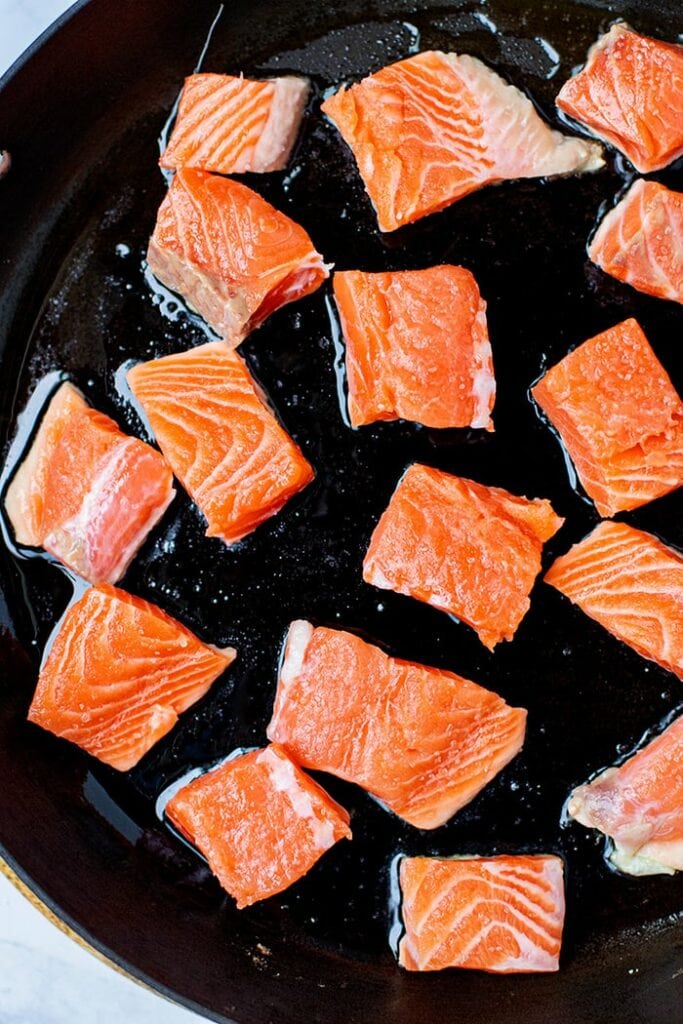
top-left (127, 341), bottom-right (314, 546)
top-left (588, 180), bottom-right (683, 305)
top-left (321, 50), bottom-right (603, 232)
top-left (147, 168), bottom-right (329, 344)
top-left (556, 24), bottom-right (683, 173)
top-left (28, 584), bottom-right (234, 771)
top-left (333, 266), bottom-right (495, 429)
top-left (160, 73), bottom-right (309, 174)
top-left (267, 621), bottom-right (527, 829)
top-left (567, 714), bottom-right (683, 876)
top-left (545, 521), bottom-right (683, 679)
top-left (166, 743), bottom-right (351, 908)
top-left (532, 319), bottom-right (683, 517)
top-left (363, 464), bottom-right (563, 649)
top-left (398, 855), bottom-right (565, 973)
top-left (4, 381), bottom-right (174, 584)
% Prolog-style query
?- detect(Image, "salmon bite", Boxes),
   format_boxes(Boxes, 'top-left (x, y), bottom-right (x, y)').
top-left (146, 168), bottom-right (329, 344)
top-left (28, 585), bottom-right (235, 771)
top-left (160, 73), bottom-right (309, 174)
top-left (267, 621), bottom-right (527, 829)
top-left (3, 381), bottom-right (174, 584)
top-left (322, 50), bottom-right (603, 231)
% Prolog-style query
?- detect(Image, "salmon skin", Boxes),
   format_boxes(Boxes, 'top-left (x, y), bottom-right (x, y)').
top-left (321, 50), bottom-right (603, 232)
top-left (28, 584), bottom-right (234, 771)
top-left (147, 168), bottom-right (329, 344)
top-left (333, 266), bottom-right (495, 429)
top-left (556, 23), bottom-right (683, 173)
top-left (363, 464), bottom-right (563, 649)
top-left (127, 341), bottom-right (314, 547)
top-left (3, 381), bottom-right (174, 584)
top-left (267, 621), bottom-right (527, 829)
top-left (568, 715), bottom-right (683, 876)
top-left (166, 743), bottom-right (351, 908)
top-left (545, 521), bottom-right (683, 680)
top-left (532, 318), bottom-right (683, 517)
top-left (160, 72), bottom-right (309, 174)
top-left (588, 180), bottom-right (683, 306)
top-left (398, 855), bottom-right (565, 973)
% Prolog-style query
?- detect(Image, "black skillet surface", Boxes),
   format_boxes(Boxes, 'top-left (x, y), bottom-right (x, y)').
top-left (0, 1), bottom-right (682, 1021)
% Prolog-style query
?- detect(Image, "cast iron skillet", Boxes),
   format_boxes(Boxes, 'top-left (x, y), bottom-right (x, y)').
top-left (0, 1), bottom-right (681, 1021)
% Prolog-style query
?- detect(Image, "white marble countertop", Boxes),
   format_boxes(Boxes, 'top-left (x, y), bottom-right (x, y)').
top-left (0, 4), bottom-right (203, 1021)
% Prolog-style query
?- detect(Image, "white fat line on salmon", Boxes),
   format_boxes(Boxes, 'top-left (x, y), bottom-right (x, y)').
top-left (43, 438), bottom-right (175, 583)
top-left (252, 77), bottom-right (310, 172)
top-left (279, 619), bottom-right (314, 686)
top-left (470, 306), bottom-right (496, 430)
top-left (256, 746), bottom-right (336, 850)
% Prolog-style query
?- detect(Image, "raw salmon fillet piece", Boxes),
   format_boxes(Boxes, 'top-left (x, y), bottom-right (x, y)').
top-left (568, 714), bottom-right (683, 876)
top-left (321, 50), bottom-right (603, 232)
top-left (532, 318), bottom-right (683, 517)
top-left (398, 855), bottom-right (565, 973)
top-left (147, 168), bottom-right (329, 344)
top-left (545, 521), bottom-right (683, 679)
top-left (333, 266), bottom-right (495, 429)
top-left (127, 341), bottom-right (314, 546)
top-left (3, 381), bottom-right (174, 584)
top-left (267, 621), bottom-right (527, 829)
top-left (363, 464), bottom-right (564, 649)
top-left (556, 23), bottom-right (683, 173)
top-left (160, 73), bottom-right (309, 174)
top-left (28, 584), bottom-right (234, 771)
top-left (166, 743), bottom-right (351, 908)
top-left (588, 180), bottom-right (683, 305)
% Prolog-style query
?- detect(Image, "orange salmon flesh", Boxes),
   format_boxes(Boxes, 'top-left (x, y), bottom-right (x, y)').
top-left (363, 463), bottom-right (563, 649)
top-left (267, 620), bottom-right (526, 829)
top-left (398, 854), bottom-right (565, 972)
top-left (532, 318), bottom-right (683, 517)
top-left (28, 584), bottom-right (235, 771)
top-left (160, 73), bottom-right (309, 174)
top-left (545, 521), bottom-right (683, 680)
top-left (333, 265), bottom-right (495, 430)
top-left (147, 168), bottom-right (329, 344)
top-left (322, 50), bottom-right (602, 231)
top-left (127, 341), bottom-right (315, 546)
top-left (4, 382), bottom-right (174, 584)
top-left (556, 23), bottom-right (683, 173)
top-left (166, 743), bottom-right (351, 908)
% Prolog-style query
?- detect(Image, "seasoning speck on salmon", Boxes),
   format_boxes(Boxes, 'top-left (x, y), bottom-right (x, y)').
top-left (568, 714), bottom-right (683, 876)
top-left (333, 265), bottom-right (495, 430)
top-left (588, 179), bottom-right (683, 306)
top-left (321, 50), bottom-right (603, 232)
top-left (28, 584), bottom-right (234, 771)
top-left (545, 521), bottom-right (683, 680)
top-left (556, 23), bottom-right (683, 173)
top-left (398, 855), bottom-right (565, 973)
top-left (166, 744), bottom-right (351, 908)
top-left (160, 73), bottom-right (309, 174)
top-left (267, 621), bottom-right (527, 829)
top-left (3, 381), bottom-right (174, 584)
top-left (532, 318), bottom-right (683, 517)
top-left (147, 168), bottom-right (329, 344)
top-left (363, 464), bottom-right (563, 649)
top-left (127, 341), bottom-right (314, 546)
